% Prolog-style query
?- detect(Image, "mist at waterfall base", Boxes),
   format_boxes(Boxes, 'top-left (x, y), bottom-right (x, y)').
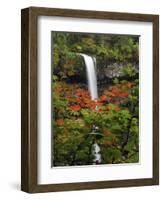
top-left (80, 53), bottom-right (102, 165)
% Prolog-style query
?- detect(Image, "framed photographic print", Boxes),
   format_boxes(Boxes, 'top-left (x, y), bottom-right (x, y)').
top-left (21, 7), bottom-right (159, 193)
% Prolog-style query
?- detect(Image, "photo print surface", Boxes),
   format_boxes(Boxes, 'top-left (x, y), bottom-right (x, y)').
top-left (52, 32), bottom-right (139, 167)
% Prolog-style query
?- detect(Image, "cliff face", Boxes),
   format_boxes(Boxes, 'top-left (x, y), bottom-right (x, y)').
top-left (66, 61), bottom-right (139, 93)
top-left (97, 63), bottom-right (139, 82)
top-left (96, 63), bottom-right (139, 95)
top-left (97, 63), bottom-right (138, 80)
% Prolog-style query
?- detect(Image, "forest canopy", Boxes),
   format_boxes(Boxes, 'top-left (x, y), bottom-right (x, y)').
top-left (53, 32), bottom-right (139, 82)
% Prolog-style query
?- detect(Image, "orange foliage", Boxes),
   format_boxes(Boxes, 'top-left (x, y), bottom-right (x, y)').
top-left (100, 95), bottom-right (108, 101)
top-left (104, 82), bottom-right (134, 98)
top-left (56, 119), bottom-right (64, 126)
top-left (54, 81), bottom-right (133, 114)
top-left (70, 105), bottom-right (81, 111)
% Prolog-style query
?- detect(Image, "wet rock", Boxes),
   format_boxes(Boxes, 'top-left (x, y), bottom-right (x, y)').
top-left (98, 63), bottom-right (138, 79)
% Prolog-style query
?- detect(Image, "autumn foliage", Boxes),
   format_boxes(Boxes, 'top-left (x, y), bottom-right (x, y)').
top-left (52, 32), bottom-right (139, 166)
top-left (53, 78), bottom-right (139, 166)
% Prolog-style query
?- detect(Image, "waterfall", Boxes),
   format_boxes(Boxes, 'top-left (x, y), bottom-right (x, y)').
top-left (80, 54), bottom-right (98, 100)
top-left (80, 53), bottom-right (101, 164)
top-left (92, 143), bottom-right (101, 164)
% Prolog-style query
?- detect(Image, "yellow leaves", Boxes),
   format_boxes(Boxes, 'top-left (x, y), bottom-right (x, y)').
top-left (75, 118), bottom-right (85, 128)
top-left (67, 71), bottom-right (75, 76)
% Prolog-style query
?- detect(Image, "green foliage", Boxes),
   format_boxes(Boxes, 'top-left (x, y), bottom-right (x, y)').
top-left (53, 79), bottom-right (139, 165)
top-left (52, 32), bottom-right (139, 80)
top-left (121, 64), bottom-right (137, 77)
top-left (52, 32), bottom-right (139, 166)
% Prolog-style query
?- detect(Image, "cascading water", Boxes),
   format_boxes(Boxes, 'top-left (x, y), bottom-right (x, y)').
top-left (80, 53), bottom-right (101, 164)
top-left (80, 54), bottom-right (98, 100)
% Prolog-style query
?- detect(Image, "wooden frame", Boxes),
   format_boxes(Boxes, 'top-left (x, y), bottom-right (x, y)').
top-left (21, 7), bottom-right (159, 193)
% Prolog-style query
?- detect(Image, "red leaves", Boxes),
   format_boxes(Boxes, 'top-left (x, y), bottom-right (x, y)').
top-left (114, 107), bottom-right (121, 111)
top-left (68, 86), bottom-right (124, 113)
top-left (69, 88), bottom-right (103, 111)
top-left (100, 95), bottom-right (108, 101)
top-left (120, 92), bottom-right (129, 97)
top-left (104, 82), bottom-right (132, 98)
top-left (75, 88), bottom-right (90, 98)
top-left (70, 105), bottom-right (81, 111)
top-left (54, 81), bottom-right (133, 115)
top-left (108, 89), bottom-right (129, 97)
